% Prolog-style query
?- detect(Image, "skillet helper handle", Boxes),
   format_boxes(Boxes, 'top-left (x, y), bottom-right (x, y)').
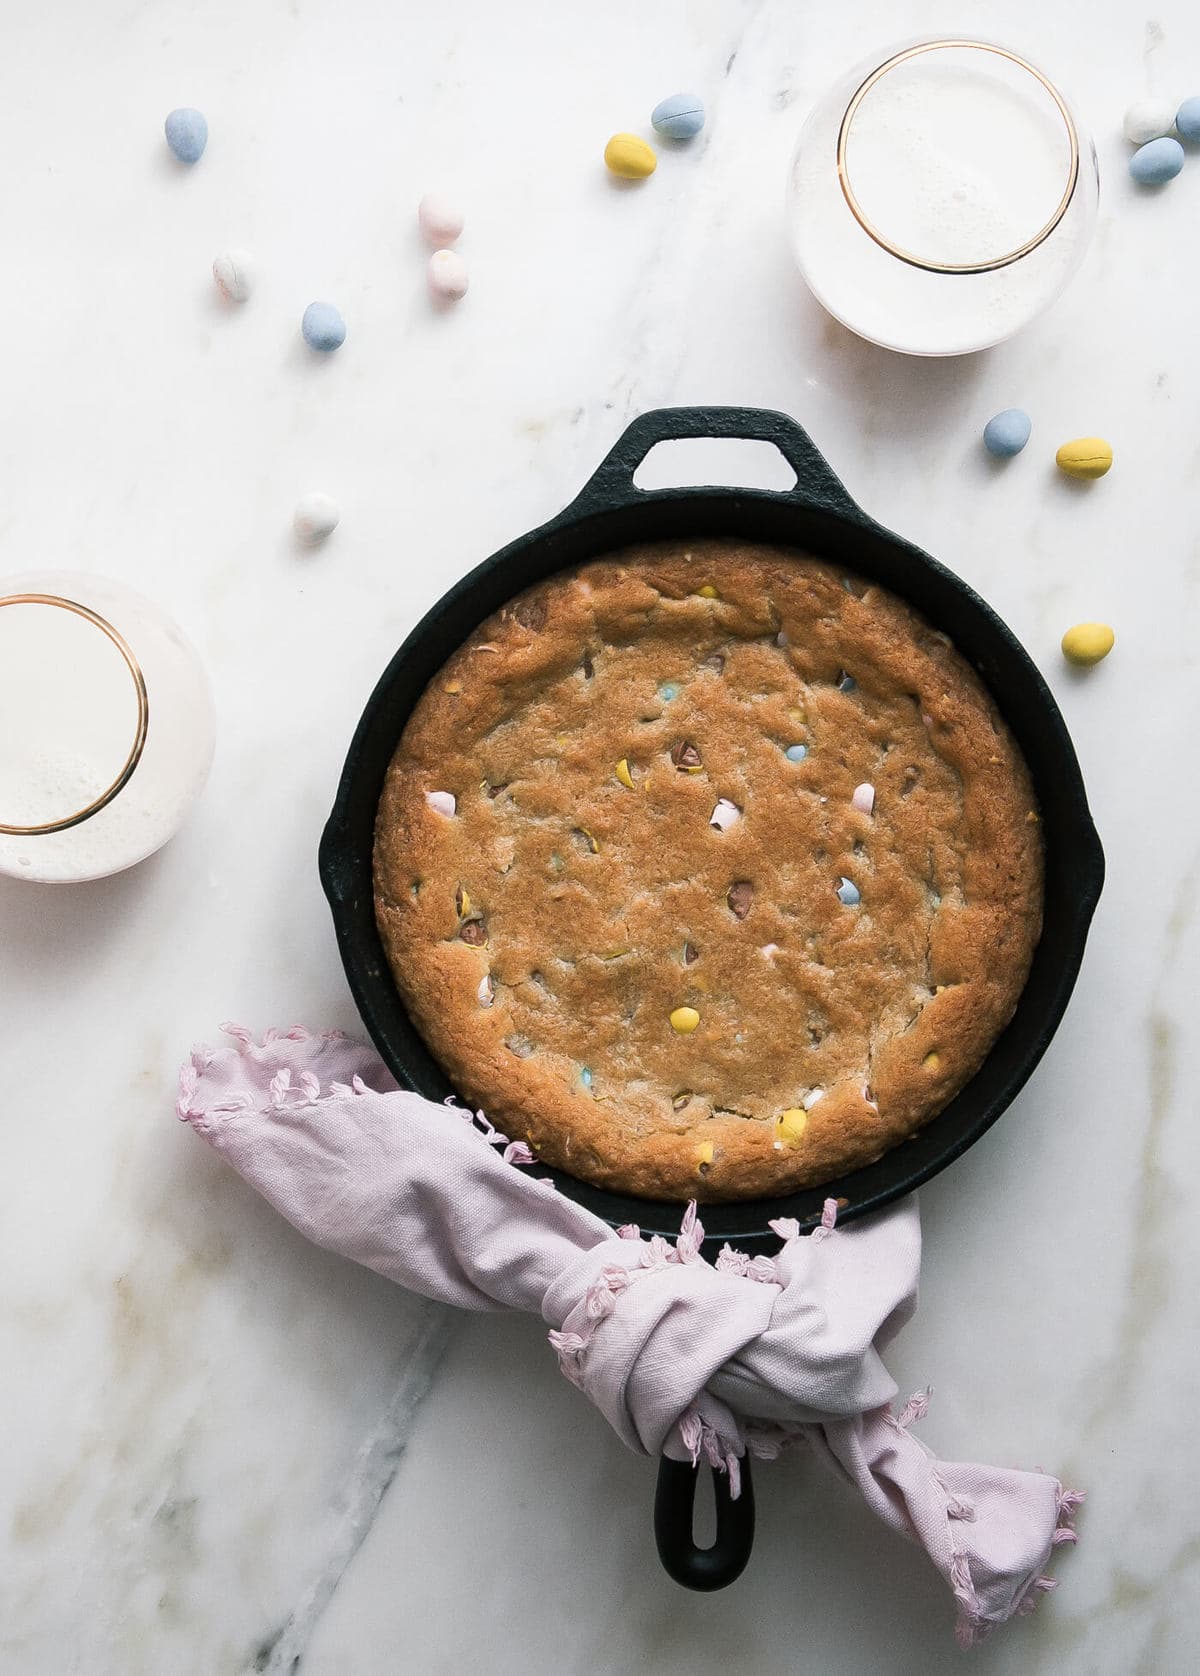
top-left (564, 404), bottom-right (869, 526)
top-left (654, 1453), bottom-right (755, 1591)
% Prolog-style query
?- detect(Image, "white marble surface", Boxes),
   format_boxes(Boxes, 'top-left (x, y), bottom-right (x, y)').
top-left (2, 1), bottom-right (1198, 1671)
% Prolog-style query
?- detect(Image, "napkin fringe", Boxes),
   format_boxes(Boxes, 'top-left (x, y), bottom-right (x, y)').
top-left (178, 1026), bottom-right (542, 1167)
top-left (953, 1483), bottom-right (1084, 1648)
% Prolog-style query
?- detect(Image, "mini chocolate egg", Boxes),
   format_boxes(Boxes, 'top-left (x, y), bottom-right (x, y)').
top-left (983, 408), bottom-right (1032, 457)
top-left (165, 107), bottom-right (207, 164)
top-left (212, 250), bottom-right (254, 303)
top-left (1129, 136), bottom-right (1185, 184)
top-left (293, 491), bottom-right (340, 545)
top-left (1122, 97), bottom-right (1176, 145)
top-left (1056, 437), bottom-right (1113, 479)
top-left (301, 301), bottom-right (346, 351)
top-left (418, 193), bottom-right (465, 247)
top-left (1061, 622), bottom-right (1115, 666)
top-left (428, 249), bottom-right (469, 300)
top-left (1176, 97), bottom-right (1200, 142)
top-left (604, 133), bottom-right (657, 179)
top-left (651, 94), bottom-right (705, 140)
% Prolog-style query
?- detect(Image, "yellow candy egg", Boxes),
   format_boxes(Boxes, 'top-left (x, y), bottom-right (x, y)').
top-left (1061, 622), bottom-right (1115, 666)
top-left (696, 1141), bottom-right (714, 1168)
top-left (615, 758), bottom-right (635, 789)
top-left (776, 1108), bottom-right (808, 1146)
top-left (670, 1005), bottom-right (700, 1034)
top-left (604, 133), bottom-right (657, 179)
top-left (1055, 437), bottom-right (1113, 479)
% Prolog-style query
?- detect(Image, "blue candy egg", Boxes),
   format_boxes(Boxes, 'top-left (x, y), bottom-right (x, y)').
top-left (983, 407), bottom-right (1032, 457)
top-left (1177, 97), bottom-right (1200, 142)
top-left (1129, 136), bottom-right (1185, 184)
top-left (580, 1067), bottom-right (593, 1089)
top-left (651, 93), bottom-right (705, 141)
top-left (784, 743), bottom-right (808, 762)
top-left (658, 680), bottom-right (681, 701)
top-left (836, 876), bottom-right (861, 907)
top-left (302, 301), bottom-right (347, 352)
top-left (164, 107), bottom-right (208, 165)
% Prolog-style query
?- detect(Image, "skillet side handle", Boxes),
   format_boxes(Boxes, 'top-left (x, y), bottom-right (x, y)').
top-left (654, 1454), bottom-right (755, 1591)
top-left (562, 405), bottom-right (870, 527)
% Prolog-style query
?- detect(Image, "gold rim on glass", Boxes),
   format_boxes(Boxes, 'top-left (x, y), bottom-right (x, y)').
top-left (0, 593), bottom-right (149, 837)
top-left (835, 39), bottom-right (1080, 276)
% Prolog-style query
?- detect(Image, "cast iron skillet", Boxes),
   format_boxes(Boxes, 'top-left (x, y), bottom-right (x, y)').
top-left (319, 406), bottom-right (1104, 1594)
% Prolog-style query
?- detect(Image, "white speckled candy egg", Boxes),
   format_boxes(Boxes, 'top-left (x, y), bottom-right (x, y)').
top-left (428, 248), bottom-right (469, 301)
top-left (212, 250), bottom-right (254, 303)
top-left (1122, 97), bottom-right (1177, 145)
top-left (293, 492), bottom-right (340, 545)
top-left (418, 193), bottom-right (465, 247)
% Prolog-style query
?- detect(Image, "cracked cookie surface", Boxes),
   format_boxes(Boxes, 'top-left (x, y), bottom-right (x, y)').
top-left (373, 541), bottom-right (1043, 1203)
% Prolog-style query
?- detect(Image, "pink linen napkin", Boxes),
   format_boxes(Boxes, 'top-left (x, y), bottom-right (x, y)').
top-left (177, 1024), bottom-right (1081, 1646)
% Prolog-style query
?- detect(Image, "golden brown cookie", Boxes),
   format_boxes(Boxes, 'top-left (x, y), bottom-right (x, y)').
top-left (373, 541), bottom-right (1043, 1203)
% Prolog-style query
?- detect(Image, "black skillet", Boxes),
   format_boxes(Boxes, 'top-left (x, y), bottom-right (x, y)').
top-left (319, 405), bottom-right (1104, 1593)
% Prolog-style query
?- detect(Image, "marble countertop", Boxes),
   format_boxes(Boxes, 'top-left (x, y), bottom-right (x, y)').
top-left (3, 1), bottom-right (1198, 1671)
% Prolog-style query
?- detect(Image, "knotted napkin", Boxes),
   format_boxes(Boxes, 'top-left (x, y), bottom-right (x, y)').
top-left (177, 1024), bottom-right (1081, 1646)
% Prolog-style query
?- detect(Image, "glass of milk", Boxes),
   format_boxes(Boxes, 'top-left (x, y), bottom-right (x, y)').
top-left (0, 573), bottom-right (215, 883)
top-left (788, 39), bottom-right (1099, 355)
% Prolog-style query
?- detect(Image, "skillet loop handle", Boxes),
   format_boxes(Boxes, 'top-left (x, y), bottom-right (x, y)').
top-left (564, 405), bottom-right (868, 526)
top-left (653, 1453), bottom-right (755, 1591)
